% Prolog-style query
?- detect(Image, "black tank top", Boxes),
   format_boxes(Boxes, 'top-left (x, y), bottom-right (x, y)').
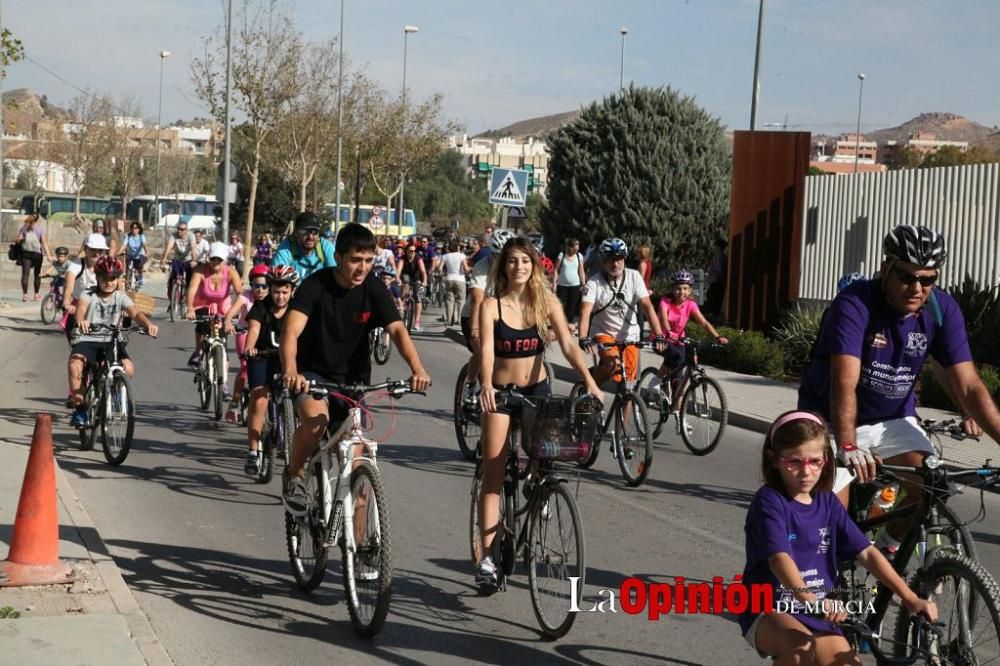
top-left (493, 298), bottom-right (545, 359)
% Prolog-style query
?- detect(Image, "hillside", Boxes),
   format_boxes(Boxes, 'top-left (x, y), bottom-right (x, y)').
top-left (476, 110), bottom-right (580, 141)
top-left (863, 112), bottom-right (997, 145)
top-left (2, 88), bottom-right (70, 134)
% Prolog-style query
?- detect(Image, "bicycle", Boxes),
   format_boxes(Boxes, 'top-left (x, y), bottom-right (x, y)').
top-left (40, 276), bottom-right (66, 325)
top-left (167, 263), bottom-right (189, 323)
top-left (192, 316), bottom-right (244, 421)
top-left (370, 326), bottom-right (391, 365)
top-left (831, 456), bottom-right (1000, 662)
top-left (453, 355), bottom-right (556, 462)
top-left (123, 256), bottom-right (142, 292)
top-left (74, 324), bottom-right (153, 465)
top-left (569, 340), bottom-right (653, 487)
top-left (430, 270), bottom-right (445, 308)
top-left (240, 349), bottom-right (295, 483)
top-left (284, 378), bottom-right (423, 637)
top-left (468, 385), bottom-right (594, 638)
top-left (635, 336), bottom-right (728, 455)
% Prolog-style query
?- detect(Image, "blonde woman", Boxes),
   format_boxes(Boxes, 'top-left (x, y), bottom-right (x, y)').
top-left (475, 236), bottom-right (601, 591)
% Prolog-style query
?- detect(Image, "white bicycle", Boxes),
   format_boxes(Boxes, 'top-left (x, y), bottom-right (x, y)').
top-left (284, 378), bottom-right (424, 638)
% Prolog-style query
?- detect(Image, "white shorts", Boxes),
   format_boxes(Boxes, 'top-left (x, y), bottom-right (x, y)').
top-left (833, 416), bottom-right (934, 492)
top-left (744, 613), bottom-right (771, 658)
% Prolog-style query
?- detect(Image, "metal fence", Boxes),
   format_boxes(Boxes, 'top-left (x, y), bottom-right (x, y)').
top-left (798, 163), bottom-right (1000, 301)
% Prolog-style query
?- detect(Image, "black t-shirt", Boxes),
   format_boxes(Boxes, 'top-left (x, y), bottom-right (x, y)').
top-left (289, 268), bottom-right (401, 383)
top-left (247, 297), bottom-right (287, 352)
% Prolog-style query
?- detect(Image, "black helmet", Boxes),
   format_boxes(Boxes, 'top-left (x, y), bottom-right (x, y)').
top-left (294, 211), bottom-right (322, 233)
top-left (882, 225), bottom-right (947, 268)
top-left (55, 246), bottom-right (69, 255)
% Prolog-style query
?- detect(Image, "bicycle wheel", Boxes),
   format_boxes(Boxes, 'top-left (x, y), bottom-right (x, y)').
top-left (469, 468), bottom-right (483, 564)
top-left (614, 393), bottom-right (653, 487)
top-left (281, 395), bottom-right (297, 467)
top-left (167, 284), bottom-right (175, 322)
top-left (372, 328), bottom-right (391, 365)
top-left (341, 461), bottom-right (393, 638)
top-left (891, 551), bottom-right (1000, 663)
top-left (78, 382), bottom-right (99, 451)
top-left (403, 299), bottom-right (415, 332)
top-left (101, 373), bottom-right (135, 466)
top-left (213, 348), bottom-right (226, 421)
top-left (257, 423), bottom-right (275, 485)
top-left (527, 481), bottom-right (585, 639)
top-left (569, 382), bottom-right (601, 469)
top-left (285, 462), bottom-right (328, 591)
top-left (40, 292), bottom-right (59, 324)
top-left (453, 362), bottom-right (481, 462)
top-left (636, 367), bottom-right (669, 440)
top-left (679, 375), bottom-right (727, 456)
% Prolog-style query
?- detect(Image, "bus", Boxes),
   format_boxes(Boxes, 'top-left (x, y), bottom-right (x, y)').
top-left (19, 192), bottom-right (112, 224)
top-left (324, 203), bottom-right (417, 238)
top-left (126, 194), bottom-right (220, 234)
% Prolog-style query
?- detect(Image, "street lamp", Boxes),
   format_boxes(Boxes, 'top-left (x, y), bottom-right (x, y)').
top-left (749, 0), bottom-right (765, 130)
top-left (619, 27), bottom-right (628, 91)
top-left (333, 0), bottom-right (346, 234)
top-left (155, 50), bottom-right (171, 238)
top-left (854, 72), bottom-right (866, 174)
top-left (397, 25), bottom-right (418, 236)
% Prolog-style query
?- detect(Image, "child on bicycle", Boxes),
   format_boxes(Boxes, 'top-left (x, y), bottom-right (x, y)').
top-left (651, 270), bottom-right (728, 423)
top-left (242, 265), bottom-right (298, 477)
top-left (44, 246), bottom-right (74, 283)
top-left (222, 263), bottom-right (271, 423)
top-left (377, 264), bottom-right (403, 314)
top-left (68, 256), bottom-right (158, 427)
top-left (476, 236), bottom-right (602, 592)
top-left (741, 410), bottom-right (935, 664)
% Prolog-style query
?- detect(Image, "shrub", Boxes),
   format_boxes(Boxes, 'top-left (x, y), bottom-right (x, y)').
top-left (947, 276), bottom-right (1000, 367)
top-left (687, 325), bottom-right (786, 381)
top-left (771, 304), bottom-right (825, 377)
top-left (918, 362), bottom-right (1000, 411)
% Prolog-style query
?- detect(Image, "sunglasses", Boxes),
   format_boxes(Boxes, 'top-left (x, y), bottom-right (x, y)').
top-left (177, 228), bottom-right (187, 232)
top-left (778, 456), bottom-right (826, 472)
top-left (892, 266), bottom-right (938, 288)
top-left (299, 229), bottom-right (320, 236)
top-left (251, 283), bottom-right (269, 290)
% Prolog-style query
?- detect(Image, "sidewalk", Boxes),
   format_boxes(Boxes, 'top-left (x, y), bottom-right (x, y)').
top-left (0, 300), bottom-right (172, 664)
top-left (441, 328), bottom-right (999, 469)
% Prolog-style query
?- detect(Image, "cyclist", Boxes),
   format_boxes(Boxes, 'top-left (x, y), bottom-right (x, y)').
top-left (64, 234), bottom-right (109, 342)
top-left (798, 224), bottom-right (1000, 553)
top-left (191, 229), bottom-right (211, 265)
top-left (279, 223), bottom-right (431, 515)
top-left (577, 238), bottom-right (667, 385)
top-left (648, 270), bottom-right (728, 424)
top-left (160, 222), bottom-right (196, 308)
top-left (272, 211), bottom-right (337, 282)
top-left (475, 236), bottom-right (602, 592)
top-left (119, 222), bottom-right (147, 288)
top-left (459, 229), bottom-right (514, 404)
top-left (222, 263), bottom-right (271, 423)
top-left (185, 242), bottom-right (244, 369)
top-left (396, 242), bottom-right (428, 331)
top-left (68, 256), bottom-right (159, 426)
top-left (377, 263), bottom-right (403, 313)
top-left (242, 265), bottom-right (298, 476)
top-left (44, 246), bottom-right (74, 282)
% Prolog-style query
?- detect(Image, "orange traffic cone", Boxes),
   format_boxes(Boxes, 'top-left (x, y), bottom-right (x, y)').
top-left (0, 414), bottom-right (75, 587)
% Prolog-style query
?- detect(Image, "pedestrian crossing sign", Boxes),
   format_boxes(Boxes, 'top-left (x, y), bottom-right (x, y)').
top-left (489, 168), bottom-right (529, 207)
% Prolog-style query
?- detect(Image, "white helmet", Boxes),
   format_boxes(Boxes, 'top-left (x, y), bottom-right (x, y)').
top-left (491, 228), bottom-right (515, 252)
top-left (209, 241), bottom-right (229, 260)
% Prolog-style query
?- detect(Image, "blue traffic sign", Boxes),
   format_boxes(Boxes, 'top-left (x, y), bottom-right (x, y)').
top-left (488, 168), bottom-right (529, 207)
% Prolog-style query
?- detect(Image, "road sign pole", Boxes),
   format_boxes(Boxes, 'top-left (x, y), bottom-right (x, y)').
top-left (500, 206), bottom-right (510, 230)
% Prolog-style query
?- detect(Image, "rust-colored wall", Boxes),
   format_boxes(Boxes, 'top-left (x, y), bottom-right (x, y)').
top-left (727, 131), bottom-right (810, 331)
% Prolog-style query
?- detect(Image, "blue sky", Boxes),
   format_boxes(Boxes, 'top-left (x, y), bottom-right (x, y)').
top-left (5, 0), bottom-right (999, 135)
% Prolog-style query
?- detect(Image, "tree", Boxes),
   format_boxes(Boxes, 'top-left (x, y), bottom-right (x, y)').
top-left (51, 91), bottom-right (112, 221)
top-left (1, 27), bottom-right (24, 79)
top-left (920, 144), bottom-right (965, 169)
top-left (540, 86), bottom-right (731, 274)
top-left (100, 96), bottom-right (147, 226)
top-left (403, 150), bottom-right (493, 225)
top-left (192, 0), bottom-right (301, 276)
top-left (884, 145), bottom-right (923, 170)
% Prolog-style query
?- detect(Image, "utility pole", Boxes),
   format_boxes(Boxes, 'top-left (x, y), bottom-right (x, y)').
top-left (749, 0), bottom-right (765, 130)
top-left (333, 0), bottom-right (346, 233)
top-left (222, 0), bottom-right (234, 247)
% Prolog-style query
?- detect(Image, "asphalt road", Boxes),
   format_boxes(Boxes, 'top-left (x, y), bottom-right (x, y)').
top-left (5, 296), bottom-right (1000, 665)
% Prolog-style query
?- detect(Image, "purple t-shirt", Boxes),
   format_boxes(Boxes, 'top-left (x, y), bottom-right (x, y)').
top-left (740, 486), bottom-right (871, 637)
top-left (799, 279), bottom-right (972, 425)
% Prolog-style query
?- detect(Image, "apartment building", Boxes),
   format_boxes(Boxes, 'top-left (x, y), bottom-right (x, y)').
top-left (448, 134), bottom-right (549, 196)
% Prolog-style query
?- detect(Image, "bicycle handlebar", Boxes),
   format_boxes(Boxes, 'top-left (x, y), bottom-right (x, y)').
top-left (920, 417), bottom-right (980, 441)
top-left (87, 323), bottom-right (156, 339)
top-left (306, 378), bottom-right (427, 400)
top-left (240, 348), bottom-right (279, 360)
top-left (872, 457), bottom-right (1000, 486)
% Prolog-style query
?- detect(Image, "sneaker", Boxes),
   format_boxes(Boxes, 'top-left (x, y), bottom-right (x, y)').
top-left (188, 351), bottom-right (202, 367)
top-left (33, 293), bottom-right (41, 301)
top-left (70, 406), bottom-right (89, 427)
top-left (225, 406), bottom-right (238, 424)
top-left (412, 321), bottom-right (422, 332)
top-left (222, 387), bottom-right (232, 402)
top-left (282, 477), bottom-right (309, 517)
top-left (22, 294), bottom-right (28, 302)
top-left (244, 451), bottom-right (260, 477)
top-left (476, 556), bottom-right (499, 592)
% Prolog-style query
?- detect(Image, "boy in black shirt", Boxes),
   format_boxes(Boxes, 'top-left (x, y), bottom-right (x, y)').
top-left (280, 223), bottom-right (431, 514)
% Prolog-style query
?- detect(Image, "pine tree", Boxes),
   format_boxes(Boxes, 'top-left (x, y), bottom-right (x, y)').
top-left (541, 86), bottom-right (730, 274)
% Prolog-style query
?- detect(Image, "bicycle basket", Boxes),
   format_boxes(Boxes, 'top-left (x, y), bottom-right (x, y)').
top-left (520, 395), bottom-right (601, 462)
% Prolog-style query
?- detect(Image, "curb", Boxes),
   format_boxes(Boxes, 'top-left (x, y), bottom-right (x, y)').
top-left (54, 459), bottom-right (173, 666)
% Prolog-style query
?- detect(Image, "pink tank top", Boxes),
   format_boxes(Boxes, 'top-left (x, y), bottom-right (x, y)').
top-left (193, 266), bottom-right (232, 313)
top-left (658, 297), bottom-right (699, 341)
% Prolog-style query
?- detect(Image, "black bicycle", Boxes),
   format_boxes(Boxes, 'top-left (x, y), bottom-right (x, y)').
top-left (469, 385), bottom-right (595, 638)
top-left (569, 340), bottom-right (653, 487)
top-left (40, 276), bottom-right (66, 325)
top-left (835, 456), bottom-right (1000, 662)
top-left (75, 324), bottom-right (154, 465)
top-left (635, 336), bottom-right (728, 455)
top-left (240, 349), bottom-right (295, 483)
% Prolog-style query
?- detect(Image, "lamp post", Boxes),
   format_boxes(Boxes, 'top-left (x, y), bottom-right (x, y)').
top-left (397, 25), bottom-right (418, 237)
top-left (749, 0), bottom-right (765, 130)
top-left (854, 73), bottom-right (866, 174)
top-left (154, 50), bottom-right (170, 241)
top-left (222, 0), bottom-right (233, 248)
top-left (619, 27), bottom-right (628, 91)
top-left (333, 0), bottom-right (346, 234)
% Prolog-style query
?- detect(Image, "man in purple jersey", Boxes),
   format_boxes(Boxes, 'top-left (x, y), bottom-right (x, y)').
top-left (799, 225), bottom-right (1000, 546)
